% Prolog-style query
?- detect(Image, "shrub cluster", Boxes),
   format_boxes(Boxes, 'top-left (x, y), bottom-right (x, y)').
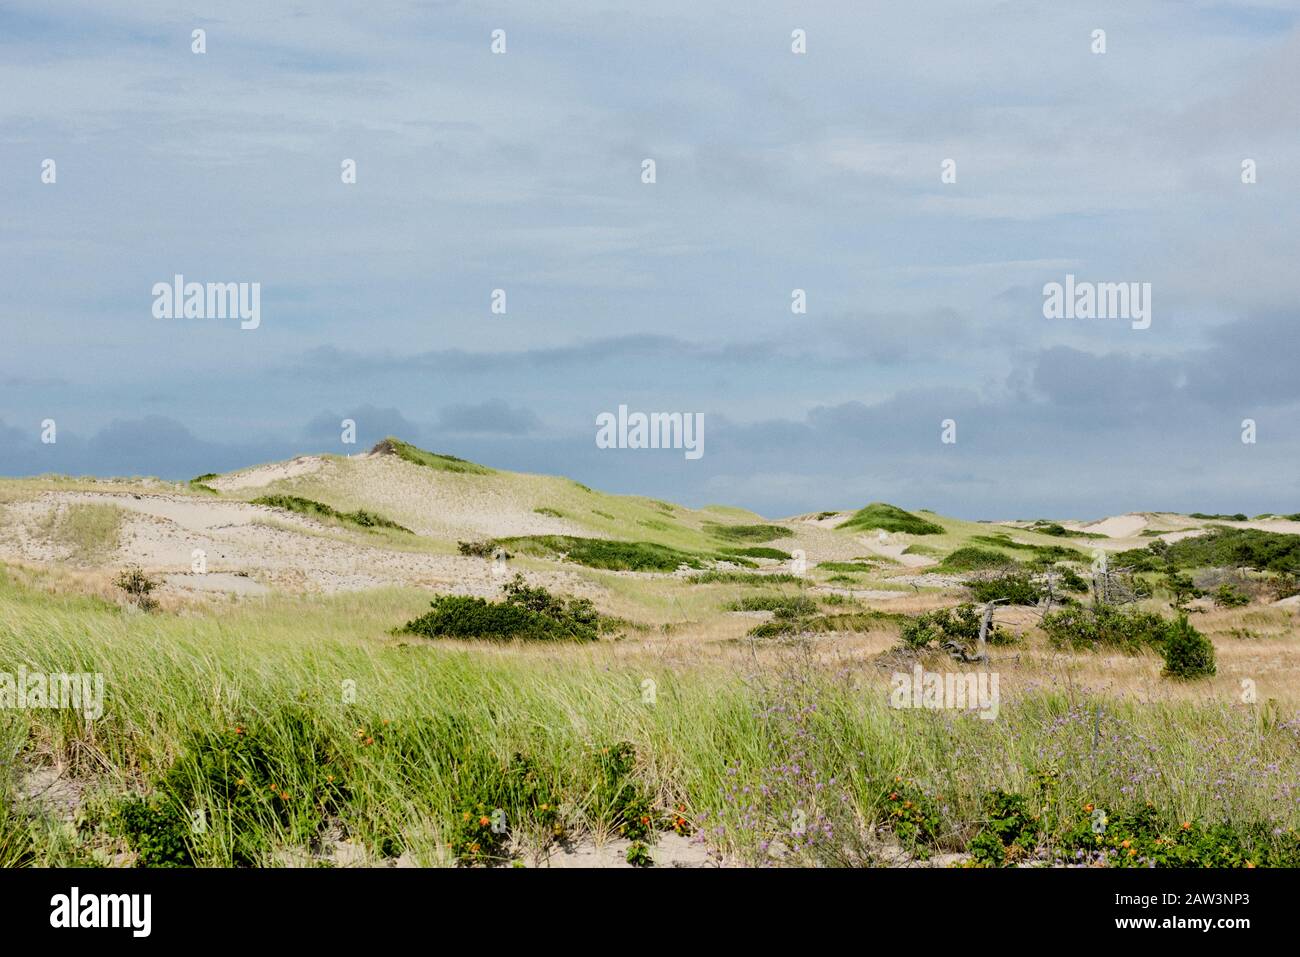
top-left (400, 575), bottom-right (602, 642)
top-left (1040, 605), bottom-right (1170, 653)
top-left (899, 603), bottom-right (1012, 649)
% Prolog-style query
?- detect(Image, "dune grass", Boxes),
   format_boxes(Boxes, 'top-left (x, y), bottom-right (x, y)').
top-left (40, 503), bottom-right (125, 565)
top-left (3, 565), bottom-right (1298, 868)
top-left (251, 495), bottom-right (411, 534)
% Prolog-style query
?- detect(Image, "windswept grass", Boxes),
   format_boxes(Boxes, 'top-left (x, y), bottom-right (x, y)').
top-left (3, 564), bottom-right (1296, 868)
top-left (42, 503), bottom-right (125, 565)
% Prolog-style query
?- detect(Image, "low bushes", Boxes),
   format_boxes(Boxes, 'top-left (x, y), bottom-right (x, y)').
top-left (966, 570), bottom-right (1047, 606)
top-left (899, 603), bottom-right (1012, 649)
top-left (1041, 606), bottom-right (1216, 679)
top-left (1040, 605), bottom-right (1170, 654)
top-left (400, 575), bottom-right (603, 642)
top-left (935, 547), bottom-right (1017, 573)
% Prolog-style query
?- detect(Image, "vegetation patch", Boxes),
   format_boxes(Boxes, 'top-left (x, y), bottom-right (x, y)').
top-left (46, 503), bottom-right (125, 564)
top-left (838, 503), bottom-right (944, 536)
top-left (934, 547), bottom-right (1018, 574)
top-left (371, 437), bottom-right (494, 475)
top-left (251, 495), bottom-right (411, 534)
top-left (114, 566), bottom-right (160, 611)
top-left (815, 561), bottom-right (878, 573)
top-left (498, 535), bottom-right (709, 572)
top-left (1040, 605), bottom-right (1174, 655)
top-left (704, 522), bottom-right (793, 543)
top-left (726, 595), bottom-right (819, 617)
top-left (749, 605), bottom-right (904, 639)
top-left (400, 575), bottom-right (605, 642)
top-left (691, 570), bottom-right (804, 586)
top-left (1161, 615), bottom-right (1216, 679)
top-left (969, 534), bottom-right (1084, 564)
top-left (720, 546), bottom-right (792, 561)
top-left (899, 603), bottom-right (1012, 649)
top-left (1114, 527), bottom-right (1300, 574)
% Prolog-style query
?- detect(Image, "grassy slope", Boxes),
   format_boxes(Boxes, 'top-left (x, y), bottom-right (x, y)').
top-left (220, 441), bottom-right (775, 556)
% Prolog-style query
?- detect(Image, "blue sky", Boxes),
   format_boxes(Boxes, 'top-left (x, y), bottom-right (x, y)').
top-left (2, 1), bottom-right (1298, 519)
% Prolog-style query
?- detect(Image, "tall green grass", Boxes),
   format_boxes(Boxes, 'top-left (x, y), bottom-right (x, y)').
top-left (2, 568), bottom-right (1296, 867)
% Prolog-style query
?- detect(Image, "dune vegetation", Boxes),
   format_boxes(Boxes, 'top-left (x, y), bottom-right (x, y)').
top-left (2, 441), bottom-right (1299, 868)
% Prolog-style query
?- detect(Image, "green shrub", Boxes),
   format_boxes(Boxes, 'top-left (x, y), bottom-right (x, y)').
top-left (967, 570), bottom-right (1047, 606)
top-left (115, 797), bottom-right (192, 867)
top-left (727, 595), bottom-right (819, 617)
top-left (1212, 583), bottom-right (1250, 608)
top-left (968, 789), bottom-right (1040, 867)
top-left (1040, 605), bottom-right (1169, 654)
top-left (838, 503), bottom-right (944, 535)
top-left (593, 742), bottom-right (660, 842)
top-left (881, 778), bottom-right (942, 856)
top-left (1161, 616), bottom-right (1216, 679)
top-left (114, 566), bottom-right (159, 611)
top-left (498, 535), bottom-right (706, 572)
top-left (935, 547), bottom-right (1017, 573)
top-left (1053, 565), bottom-right (1090, 593)
top-left (400, 575), bottom-right (602, 642)
top-left (899, 604), bottom-right (1010, 649)
top-left (347, 509), bottom-right (407, 531)
top-left (625, 841), bottom-right (653, 867)
top-left (1115, 527), bottom-right (1300, 575)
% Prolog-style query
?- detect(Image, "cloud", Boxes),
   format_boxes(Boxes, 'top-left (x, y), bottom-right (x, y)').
top-left (302, 405), bottom-right (423, 447)
top-left (434, 399), bottom-right (542, 435)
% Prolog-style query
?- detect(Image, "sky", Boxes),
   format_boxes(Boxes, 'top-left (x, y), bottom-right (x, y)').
top-left (1, 1), bottom-right (1298, 520)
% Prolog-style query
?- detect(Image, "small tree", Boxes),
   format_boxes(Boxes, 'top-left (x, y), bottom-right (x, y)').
top-left (1161, 615), bottom-right (1216, 680)
top-left (114, 566), bottom-right (159, 611)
